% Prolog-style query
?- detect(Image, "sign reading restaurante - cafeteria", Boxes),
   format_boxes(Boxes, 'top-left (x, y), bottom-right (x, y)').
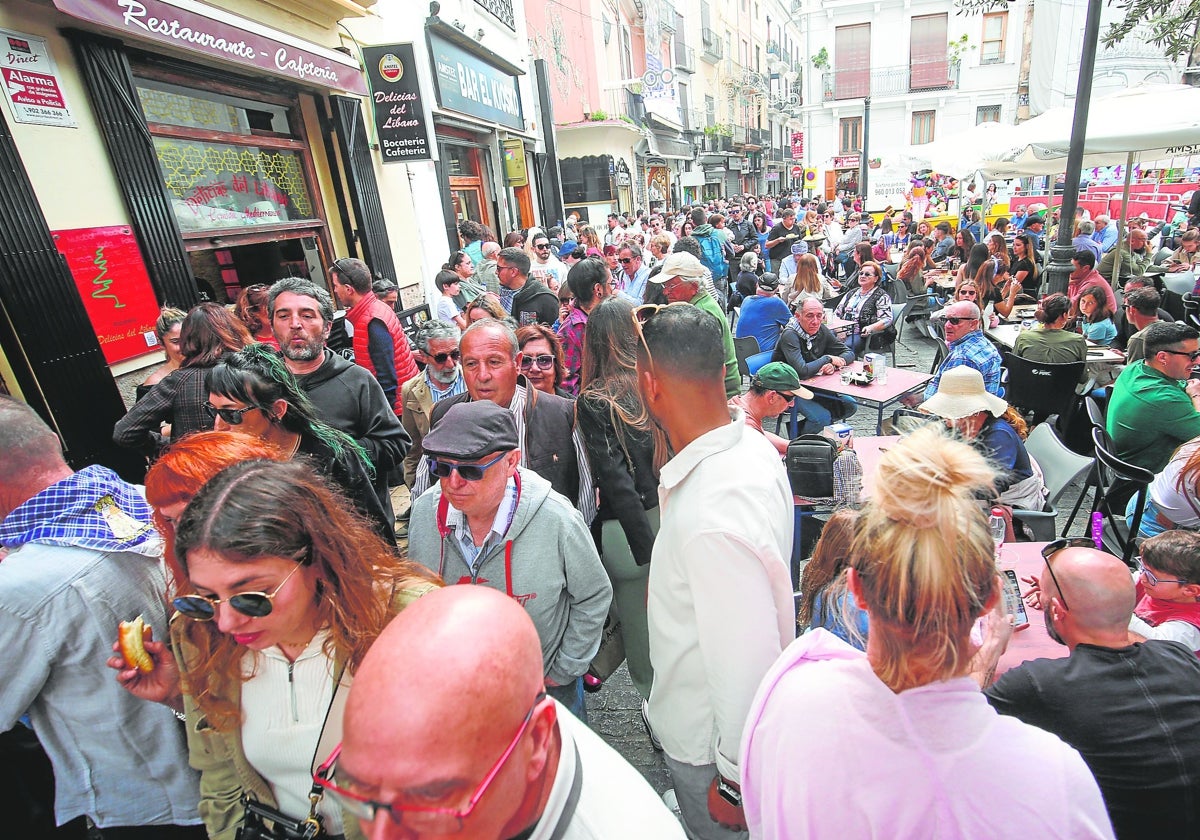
top-left (428, 31), bottom-right (523, 131)
top-left (362, 43), bottom-right (433, 163)
top-left (50, 0), bottom-right (367, 95)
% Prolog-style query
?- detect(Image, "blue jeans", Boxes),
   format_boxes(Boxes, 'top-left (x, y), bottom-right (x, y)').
top-left (547, 677), bottom-right (587, 722)
top-left (795, 394), bottom-right (857, 435)
top-left (1129, 495), bottom-right (1167, 540)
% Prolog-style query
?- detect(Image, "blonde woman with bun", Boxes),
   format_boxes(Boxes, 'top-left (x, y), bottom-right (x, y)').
top-left (740, 426), bottom-right (1113, 839)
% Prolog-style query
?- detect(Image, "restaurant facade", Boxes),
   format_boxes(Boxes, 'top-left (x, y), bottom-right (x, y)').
top-left (0, 0), bottom-right (423, 475)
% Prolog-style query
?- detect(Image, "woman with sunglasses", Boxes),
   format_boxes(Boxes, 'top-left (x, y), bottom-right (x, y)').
top-left (120, 457), bottom-right (438, 840)
top-left (206, 343), bottom-right (394, 543)
top-left (834, 260), bottom-right (894, 356)
top-left (516, 323), bottom-right (569, 398)
top-left (575, 297), bottom-right (669, 706)
top-left (740, 426), bottom-right (1108, 838)
top-left (115, 303), bottom-right (252, 455)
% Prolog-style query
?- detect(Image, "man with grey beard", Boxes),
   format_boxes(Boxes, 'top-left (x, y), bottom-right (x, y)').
top-left (268, 278), bottom-right (409, 531)
top-left (400, 319), bottom-right (466, 492)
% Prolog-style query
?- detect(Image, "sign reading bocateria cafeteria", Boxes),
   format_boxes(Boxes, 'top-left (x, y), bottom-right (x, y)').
top-left (362, 43), bottom-right (432, 163)
top-left (428, 31), bottom-right (522, 130)
top-left (51, 0), bottom-right (367, 96)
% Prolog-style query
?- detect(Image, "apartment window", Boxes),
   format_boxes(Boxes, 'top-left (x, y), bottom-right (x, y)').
top-left (910, 14), bottom-right (948, 91)
top-left (705, 94), bottom-right (716, 126)
top-left (911, 110), bottom-right (935, 145)
top-left (976, 104), bottom-right (1001, 124)
top-left (840, 117), bottom-right (862, 153)
top-left (834, 24), bottom-right (871, 100)
top-left (982, 12), bottom-right (1008, 64)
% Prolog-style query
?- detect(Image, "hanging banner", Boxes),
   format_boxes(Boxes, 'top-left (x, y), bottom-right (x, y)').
top-left (791, 131), bottom-right (804, 160)
top-left (362, 43), bottom-right (432, 163)
top-left (1, 28), bottom-right (76, 127)
top-left (52, 226), bottom-right (162, 364)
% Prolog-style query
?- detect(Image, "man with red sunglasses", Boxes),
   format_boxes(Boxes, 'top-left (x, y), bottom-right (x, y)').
top-left (407, 400), bottom-right (611, 721)
top-left (334, 585), bottom-right (684, 839)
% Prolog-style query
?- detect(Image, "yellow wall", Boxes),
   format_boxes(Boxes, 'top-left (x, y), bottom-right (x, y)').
top-left (0, 2), bottom-right (132, 231)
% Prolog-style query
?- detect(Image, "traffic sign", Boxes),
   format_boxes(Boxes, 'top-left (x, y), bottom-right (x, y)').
top-left (791, 165), bottom-right (802, 179)
top-left (804, 168), bottom-right (818, 186)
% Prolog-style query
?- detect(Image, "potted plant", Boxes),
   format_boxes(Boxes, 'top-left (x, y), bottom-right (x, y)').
top-left (811, 47), bottom-right (829, 70)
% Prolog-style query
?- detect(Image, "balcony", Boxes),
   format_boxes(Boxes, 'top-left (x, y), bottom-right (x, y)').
top-left (683, 108), bottom-right (708, 133)
top-left (675, 44), bottom-right (696, 74)
top-left (821, 58), bottom-right (959, 102)
top-left (766, 39), bottom-right (780, 57)
top-left (701, 28), bottom-right (723, 62)
top-left (749, 127), bottom-right (769, 148)
top-left (790, 0), bottom-right (803, 13)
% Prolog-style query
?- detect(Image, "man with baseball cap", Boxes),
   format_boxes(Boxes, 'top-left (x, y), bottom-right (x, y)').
top-left (734, 273), bottom-right (791, 353)
top-left (407, 400), bottom-right (612, 721)
top-left (728, 362), bottom-right (812, 456)
top-left (777, 240), bottom-right (808, 286)
top-left (651, 251), bottom-right (740, 397)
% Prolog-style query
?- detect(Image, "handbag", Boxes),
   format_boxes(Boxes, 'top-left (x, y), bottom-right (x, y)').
top-left (586, 610), bottom-right (626, 683)
top-left (235, 669), bottom-right (350, 840)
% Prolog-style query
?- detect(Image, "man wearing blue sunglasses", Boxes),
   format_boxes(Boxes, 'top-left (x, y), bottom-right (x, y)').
top-left (407, 400), bottom-right (611, 722)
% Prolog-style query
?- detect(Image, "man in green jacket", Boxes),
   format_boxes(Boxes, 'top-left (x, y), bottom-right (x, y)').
top-left (649, 251), bottom-right (741, 398)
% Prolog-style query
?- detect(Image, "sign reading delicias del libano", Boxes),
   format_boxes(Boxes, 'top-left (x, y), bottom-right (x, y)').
top-left (362, 44), bottom-right (432, 163)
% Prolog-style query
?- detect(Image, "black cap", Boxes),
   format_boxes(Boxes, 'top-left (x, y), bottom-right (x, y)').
top-left (422, 401), bottom-right (519, 461)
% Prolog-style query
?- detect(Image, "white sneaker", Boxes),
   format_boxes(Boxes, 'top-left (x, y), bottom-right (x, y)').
top-left (662, 788), bottom-right (682, 820)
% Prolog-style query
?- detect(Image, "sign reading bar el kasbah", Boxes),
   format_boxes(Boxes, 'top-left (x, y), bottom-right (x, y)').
top-left (51, 0), bottom-right (367, 95)
top-left (428, 32), bottom-right (523, 131)
top-left (362, 43), bottom-right (432, 163)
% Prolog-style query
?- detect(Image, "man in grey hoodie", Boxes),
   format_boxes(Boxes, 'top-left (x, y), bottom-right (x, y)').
top-left (407, 400), bottom-right (612, 721)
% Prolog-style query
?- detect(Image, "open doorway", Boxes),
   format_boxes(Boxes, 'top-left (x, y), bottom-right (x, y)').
top-left (187, 235), bottom-right (323, 304)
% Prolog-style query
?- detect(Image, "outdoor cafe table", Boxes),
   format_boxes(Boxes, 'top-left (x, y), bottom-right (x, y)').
top-left (802, 363), bottom-right (933, 435)
top-left (984, 323), bottom-right (1126, 365)
top-left (996, 541), bottom-right (1068, 677)
top-left (925, 269), bottom-right (957, 292)
top-left (824, 311), bottom-right (855, 336)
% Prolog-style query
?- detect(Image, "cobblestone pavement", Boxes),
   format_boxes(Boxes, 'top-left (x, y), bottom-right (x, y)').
top-left (395, 314), bottom-right (1094, 792)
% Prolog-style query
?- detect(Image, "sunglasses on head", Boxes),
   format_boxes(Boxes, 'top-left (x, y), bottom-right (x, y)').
top-left (428, 452), bottom-right (507, 481)
top-left (204, 401), bottom-right (261, 425)
top-left (173, 560), bottom-right (304, 621)
top-left (520, 354), bottom-right (555, 371)
top-left (1039, 537), bottom-right (1095, 611)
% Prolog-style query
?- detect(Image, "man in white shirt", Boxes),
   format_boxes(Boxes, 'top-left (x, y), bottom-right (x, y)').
top-left (636, 304), bottom-right (795, 839)
top-left (338, 585), bottom-right (685, 840)
top-left (528, 230), bottom-right (566, 292)
top-left (604, 213), bottom-right (626, 247)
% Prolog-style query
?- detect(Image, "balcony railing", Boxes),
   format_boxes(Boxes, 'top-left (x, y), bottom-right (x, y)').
top-left (701, 28), bottom-right (723, 62)
top-left (766, 39), bottom-right (780, 57)
top-left (749, 127), bottom-right (769, 147)
top-left (675, 44), bottom-right (696, 73)
top-left (822, 58), bottom-right (959, 101)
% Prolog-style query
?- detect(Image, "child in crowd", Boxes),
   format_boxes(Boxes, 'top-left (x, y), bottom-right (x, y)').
top-left (1131, 530), bottom-right (1200, 653)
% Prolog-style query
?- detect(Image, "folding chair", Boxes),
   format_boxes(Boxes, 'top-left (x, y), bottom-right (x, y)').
top-left (1013, 424), bottom-right (1095, 542)
top-left (1090, 428), bottom-right (1153, 566)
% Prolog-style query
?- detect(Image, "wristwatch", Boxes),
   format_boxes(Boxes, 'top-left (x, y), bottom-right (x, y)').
top-left (716, 776), bottom-right (742, 807)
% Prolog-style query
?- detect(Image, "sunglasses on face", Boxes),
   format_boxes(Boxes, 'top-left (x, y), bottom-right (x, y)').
top-left (942, 316), bottom-right (978, 326)
top-left (428, 452), bottom-right (507, 481)
top-left (520, 354), bottom-right (555, 371)
top-left (173, 561), bottom-right (304, 621)
top-left (204, 401), bottom-right (260, 425)
top-left (619, 257), bottom-right (637, 264)
top-left (534, 243), bottom-right (550, 250)
top-left (429, 349), bottom-right (461, 364)
top-left (1162, 349), bottom-right (1200, 361)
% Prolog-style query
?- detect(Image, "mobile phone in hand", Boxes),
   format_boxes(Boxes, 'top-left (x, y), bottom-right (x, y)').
top-left (1003, 569), bottom-right (1030, 630)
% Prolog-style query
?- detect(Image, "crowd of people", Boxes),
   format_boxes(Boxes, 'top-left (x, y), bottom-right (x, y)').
top-left (5, 188), bottom-right (1200, 840)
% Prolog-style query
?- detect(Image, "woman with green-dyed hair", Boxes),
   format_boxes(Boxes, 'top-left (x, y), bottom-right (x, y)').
top-left (205, 343), bottom-right (395, 545)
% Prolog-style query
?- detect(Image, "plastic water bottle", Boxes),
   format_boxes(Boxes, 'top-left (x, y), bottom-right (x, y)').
top-left (989, 507), bottom-right (1006, 563)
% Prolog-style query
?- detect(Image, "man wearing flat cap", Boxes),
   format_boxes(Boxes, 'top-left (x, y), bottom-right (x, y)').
top-left (651, 252), bottom-right (740, 398)
top-left (728, 362), bottom-right (812, 456)
top-left (407, 400), bottom-right (612, 722)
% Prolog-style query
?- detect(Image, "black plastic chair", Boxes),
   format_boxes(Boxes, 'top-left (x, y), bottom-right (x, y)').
top-left (1183, 293), bottom-right (1200, 331)
top-left (734, 336), bottom-right (761, 382)
top-left (1063, 395), bottom-right (1109, 536)
top-left (1090, 427), bottom-right (1153, 565)
top-left (1002, 353), bottom-right (1085, 431)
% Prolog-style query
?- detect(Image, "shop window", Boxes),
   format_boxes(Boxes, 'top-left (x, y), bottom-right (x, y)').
top-left (981, 12), bottom-right (1007, 64)
top-left (976, 105), bottom-right (1002, 124)
top-left (133, 68), bottom-right (324, 242)
top-left (839, 117), bottom-right (861, 154)
top-left (152, 137), bottom-right (316, 231)
top-left (911, 110), bottom-right (935, 145)
top-left (560, 156), bottom-right (615, 203)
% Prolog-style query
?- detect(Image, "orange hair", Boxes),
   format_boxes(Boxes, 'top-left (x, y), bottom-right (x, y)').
top-left (145, 431), bottom-right (288, 595)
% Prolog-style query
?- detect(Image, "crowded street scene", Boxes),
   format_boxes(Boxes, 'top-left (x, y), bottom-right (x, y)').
top-left (3, 0), bottom-right (1200, 837)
